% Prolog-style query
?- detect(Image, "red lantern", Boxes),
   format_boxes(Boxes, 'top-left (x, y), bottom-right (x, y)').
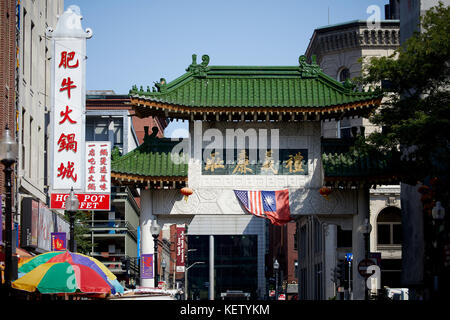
top-left (319, 187), bottom-right (332, 200)
top-left (181, 187), bottom-right (193, 202)
top-left (417, 185), bottom-right (430, 195)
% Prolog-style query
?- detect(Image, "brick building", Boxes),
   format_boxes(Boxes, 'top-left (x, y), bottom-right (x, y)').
top-left (0, 0), bottom-right (17, 196)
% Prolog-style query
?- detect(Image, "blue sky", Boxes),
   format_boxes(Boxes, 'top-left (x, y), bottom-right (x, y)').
top-left (65, 0), bottom-right (390, 137)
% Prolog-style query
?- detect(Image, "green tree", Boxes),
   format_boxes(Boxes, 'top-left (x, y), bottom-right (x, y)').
top-left (63, 211), bottom-right (94, 254)
top-left (357, 2), bottom-right (450, 201)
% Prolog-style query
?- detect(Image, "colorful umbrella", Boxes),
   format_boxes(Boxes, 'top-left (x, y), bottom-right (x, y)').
top-left (12, 251), bottom-right (124, 295)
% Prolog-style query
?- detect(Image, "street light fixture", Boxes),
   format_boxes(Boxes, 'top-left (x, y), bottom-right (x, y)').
top-left (432, 202), bottom-right (446, 221)
top-left (0, 125), bottom-right (18, 293)
top-left (65, 187), bottom-right (79, 252)
top-left (273, 259), bottom-right (280, 300)
top-left (150, 219), bottom-right (161, 287)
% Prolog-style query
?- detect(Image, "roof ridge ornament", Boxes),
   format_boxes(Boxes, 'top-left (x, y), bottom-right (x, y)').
top-left (154, 78), bottom-right (167, 93)
top-left (298, 55), bottom-right (321, 77)
top-left (186, 54), bottom-right (210, 78)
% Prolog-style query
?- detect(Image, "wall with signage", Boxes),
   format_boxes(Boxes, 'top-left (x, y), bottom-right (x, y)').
top-left (21, 198), bottom-right (70, 252)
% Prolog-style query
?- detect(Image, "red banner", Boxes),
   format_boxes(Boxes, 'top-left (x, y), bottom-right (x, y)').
top-left (50, 193), bottom-right (110, 211)
top-left (176, 226), bottom-right (186, 272)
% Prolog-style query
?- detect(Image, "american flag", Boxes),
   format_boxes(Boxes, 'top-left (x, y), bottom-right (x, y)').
top-left (234, 189), bottom-right (292, 225)
top-left (234, 190), bottom-right (266, 217)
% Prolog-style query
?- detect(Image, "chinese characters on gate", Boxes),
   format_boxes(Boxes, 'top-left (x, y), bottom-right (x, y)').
top-left (202, 149), bottom-right (308, 175)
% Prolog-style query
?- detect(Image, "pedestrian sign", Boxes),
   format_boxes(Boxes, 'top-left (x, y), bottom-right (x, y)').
top-left (345, 253), bottom-right (353, 261)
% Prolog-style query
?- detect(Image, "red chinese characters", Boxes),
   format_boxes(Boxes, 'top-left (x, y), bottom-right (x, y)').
top-left (57, 133), bottom-right (78, 152)
top-left (57, 161), bottom-right (78, 182)
top-left (59, 77), bottom-right (77, 99)
top-left (85, 142), bottom-right (110, 193)
top-left (58, 51), bottom-right (79, 69)
top-left (59, 106), bottom-right (77, 124)
top-left (53, 46), bottom-right (82, 189)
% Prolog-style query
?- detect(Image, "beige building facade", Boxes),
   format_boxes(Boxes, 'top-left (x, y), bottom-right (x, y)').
top-left (298, 19), bottom-right (403, 300)
top-left (17, 0), bottom-right (63, 212)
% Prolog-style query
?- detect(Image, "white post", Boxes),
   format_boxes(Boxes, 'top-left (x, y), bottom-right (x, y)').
top-left (209, 235), bottom-right (214, 300)
top-left (352, 186), bottom-right (370, 300)
top-left (140, 189), bottom-right (156, 287)
top-left (324, 224), bottom-right (337, 299)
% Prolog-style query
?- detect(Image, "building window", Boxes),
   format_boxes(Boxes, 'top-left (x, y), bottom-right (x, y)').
top-left (314, 218), bottom-right (322, 253)
top-left (338, 118), bottom-right (352, 139)
top-left (337, 225), bottom-right (352, 248)
top-left (21, 110), bottom-right (25, 170)
top-left (22, 9), bottom-right (26, 75)
top-left (86, 117), bottom-right (124, 151)
top-left (30, 21), bottom-right (34, 86)
top-left (29, 117), bottom-right (33, 179)
top-left (299, 225), bottom-right (307, 260)
top-left (293, 230), bottom-right (298, 251)
top-left (338, 67), bottom-right (350, 83)
top-left (377, 207), bottom-right (402, 247)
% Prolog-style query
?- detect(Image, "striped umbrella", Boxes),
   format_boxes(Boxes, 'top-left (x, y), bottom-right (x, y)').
top-left (12, 251), bottom-right (124, 295)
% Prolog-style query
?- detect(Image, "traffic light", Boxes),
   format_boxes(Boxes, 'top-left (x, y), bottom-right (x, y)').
top-left (336, 260), bottom-right (347, 288)
top-left (331, 268), bottom-right (337, 283)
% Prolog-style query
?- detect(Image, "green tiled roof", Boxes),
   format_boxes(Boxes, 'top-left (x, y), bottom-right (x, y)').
top-left (111, 127), bottom-right (188, 179)
top-left (321, 138), bottom-right (400, 185)
top-left (129, 54), bottom-right (381, 110)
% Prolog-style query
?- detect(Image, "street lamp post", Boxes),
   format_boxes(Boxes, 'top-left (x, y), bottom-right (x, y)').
top-left (0, 125), bottom-right (18, 293)
top-left (161, 260), bottom-right (167, 281)
top-left (150, 219), bottom-right (161, 287)
top-left (358, 218), bottom-right (372, 300)
top-left (274, 259), bottom-right (280, 300)
top-left (65, 187), bottom-right (79, 252)
top-left (431, 202), bottom-right (446, 296)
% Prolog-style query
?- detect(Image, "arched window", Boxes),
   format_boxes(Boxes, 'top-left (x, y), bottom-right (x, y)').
top-left (377, 207), bottom-right (402, 247)
top-left (338, 68), bottom-right (350, 83)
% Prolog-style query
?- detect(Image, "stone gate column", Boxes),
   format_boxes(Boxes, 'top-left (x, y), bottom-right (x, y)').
top-left (140, 189), bottom-right (157, 287)
top-left (324, 223), bottom-right (337, 299)
top-left (352, 186), bottom-right (370, 300)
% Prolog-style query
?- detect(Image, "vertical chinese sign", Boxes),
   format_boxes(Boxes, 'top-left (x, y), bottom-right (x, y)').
top-left (47, 6), bottom-right (92, 195)
top-left (85, 142), bottom-right (111, 194)
top-left (47, 6), bottom-right (94, 210)
top-left (141, 254), bottom-right (154, 279)
top-left (176, 226), bottom-right (186, 272)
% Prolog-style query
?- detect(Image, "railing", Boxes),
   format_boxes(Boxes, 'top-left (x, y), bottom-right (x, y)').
top-left (89, 219), bottom-right (138, 240)
top-left (90, 253), bottom-right (140, 275)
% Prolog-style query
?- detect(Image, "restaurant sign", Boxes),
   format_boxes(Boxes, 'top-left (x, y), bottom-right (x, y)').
top-left (50, 193), bottom-right (110, 211)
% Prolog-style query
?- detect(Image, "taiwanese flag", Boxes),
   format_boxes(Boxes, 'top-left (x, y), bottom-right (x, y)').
top-left (234, 189), bottom-right (292, 226)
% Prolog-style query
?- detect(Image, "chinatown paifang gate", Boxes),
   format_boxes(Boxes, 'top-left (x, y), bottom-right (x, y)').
top-left (111, 54), bottom-right (397, 299)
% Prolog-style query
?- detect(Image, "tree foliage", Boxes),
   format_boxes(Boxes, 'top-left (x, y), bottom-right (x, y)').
top-left (63, 211), bottom-right (94, 254)
top-left (357, 2), bottom-right (450, 190)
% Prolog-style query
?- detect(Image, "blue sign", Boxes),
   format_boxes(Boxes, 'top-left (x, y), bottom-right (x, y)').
top-left (346, 253), bottom-right (353, 261)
